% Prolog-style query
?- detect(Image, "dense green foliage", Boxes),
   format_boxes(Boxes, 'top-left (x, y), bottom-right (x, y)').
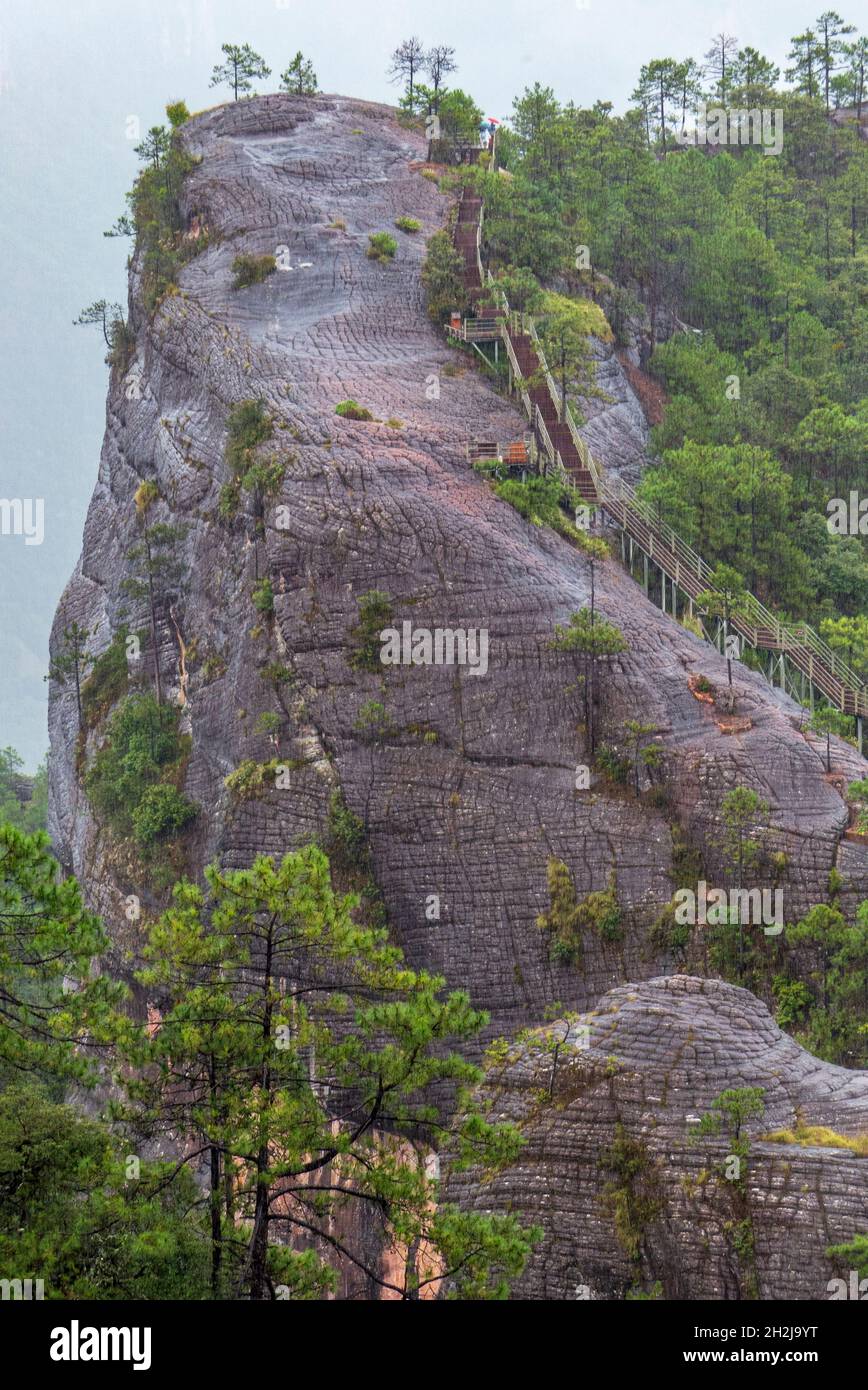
top-left (251, 576), bottom-right (275, 614)
top-left (0, 829), bottom-right (537, 1299)
top-left (349, 589), bottom-right (392, 671)
top-left (219, 399), bottom-right (284, 547)
top-left (537, 859), bottom-right (622, 963)
top-left (460, 27), bottom-right (867, 633)
top-left (0, 748), bottom-right (47, 832)
top-left (0, 1086), bottom-right (210, 1299)
top-left (112, 845), bottom-right (537, 1298)
top-left (367, 231), bottom-right (398, 262)
top-left (334, 398), bottom-right (374, 420)
top-left (122, 110), bottom-right (203, 312)
top-left (84, 692), bottom-right (196, 849)
top-left (0, 825), bottom-right (119, 1083)
top-left (779, 900), bottom-right (868, 1064)
top-left (224, 398), bottom-right (273, 471)
top-left (231, 253), bottom-right (276, 289)
top-left (80, 628), bottom-right (133, 729)
top-left (422, 229), bottom-right (467, 322)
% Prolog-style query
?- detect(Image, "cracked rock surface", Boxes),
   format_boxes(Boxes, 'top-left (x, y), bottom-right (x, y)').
top-left (446, 975), bottom-right (868, 1299)
top-left (50, 96), bottom-right (866, 1053)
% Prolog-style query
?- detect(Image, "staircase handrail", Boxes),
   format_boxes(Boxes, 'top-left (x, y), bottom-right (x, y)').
top-left (464, 200), bottom-right (867, 713)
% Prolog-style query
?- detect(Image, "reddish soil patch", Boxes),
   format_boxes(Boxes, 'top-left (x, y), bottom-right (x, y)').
top-left (716, 715), bottom-right (753, 735)
top-left (617, 350), bottom-right (668, 426)
top-left (688, 674), bottom-right (716, 704)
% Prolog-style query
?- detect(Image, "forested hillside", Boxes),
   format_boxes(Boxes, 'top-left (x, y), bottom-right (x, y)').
top-left (3, 12), bottom-right (868, 1311)
top-left (464, 26), bottom-right (867, 680)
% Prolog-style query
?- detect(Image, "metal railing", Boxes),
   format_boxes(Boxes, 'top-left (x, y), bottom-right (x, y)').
top-left (457, 317), bottom-right (500, 341)
top-left (463, 199), bottom-right (868, 715)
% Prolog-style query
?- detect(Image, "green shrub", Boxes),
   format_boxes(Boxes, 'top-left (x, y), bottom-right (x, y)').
top-left (421, 229), bottom-right (466, 322)
top-left (366, 232), bottom-right (397, 263)
top-left (349, 589), bottom-right (392, 671)
top-left (225, 399), bottom-right (272, 468)
top-left (218, 479), bottom-right (241, 520)
top-left (326, 789), bottom-right (368, 870)
top-left (395, 216), bottom-right (421, 233)
top-left (848, 778), bottom-right (868, 833)
top-left (81, 628), bottom-right (134, 729)
top-left (131, 782), bottom-right (197, 847)
top-left (596, 743), bottom-right (631, 785)
top-left (231, 253), bottom-right (277, 290)
top-left (537, 860), bottom-right (623, 962)
top-left (166, 100), bottom-right (190, 128)
top-left (255, 711), bottom-right (281, 740)
top-left (85, 693), bottom-right (195, 845)
top-left (648, 901), bottom-right (690, 956)
top-left (202, 650), bottom-right (227, 682)
top-left (354, 700), bottom-right (390, 740)
top-left (108, 317), bottom-right (136, 371)
top-left (580, 873), bottom-right (623, 942)
top-left (260, 662), bottom-right (296, 696)
top-left (252, 578), bottom-right (274, 614)
top-left (335, 399), bottom-right (373, 421)
top-left (537, 859), bottom-right (584, 965)
top-left (483, 471), bottom-right (604, 555)
top-left (225, 758), bottom-right (281, 800)
top-left (771, 975), bottom-right (813, 1030)
top-left (125, 124), bottom-right (203, 313)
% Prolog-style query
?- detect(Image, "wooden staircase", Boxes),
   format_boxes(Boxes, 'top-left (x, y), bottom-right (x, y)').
top-left (451, 189), bottom-right (868, 728)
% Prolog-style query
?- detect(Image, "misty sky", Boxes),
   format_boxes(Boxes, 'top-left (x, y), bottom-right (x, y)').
top-left (0, 0), bottom-right (838, 768)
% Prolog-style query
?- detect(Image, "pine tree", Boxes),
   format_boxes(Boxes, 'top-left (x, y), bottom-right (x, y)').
top-left (719, 786), bottom-right (770, 980)
top-left (387, 37), bottom-right (426, 108)
top-left (787, 30), bottom-right (821, 101)
top-left (696, 563), bottom-right (752, 709)
top-left (210, 43), bottom-right (271, 101)
top-left (0, 825), bottom-right (120, 1082)
top-left (425, 45), bottom-right (457, 111)
top-left (631, 58), bottom-right (682, 152)
top-left (73, 300), bottom-right (124, 351)
top-left (121, 488), bottom-right (187, 705)
top-left (550, 599), bottom-right (626, 755)
top-left (814, 10), bottom-right (856, 111)
top-left (280, 52), bottom-right (318, 96)
top-left (46, 621), bottom-right (93, 730)
top-left (117, 845), bottom-right (537, 1299)
top-left (704, 32), bottom-right (740, 102)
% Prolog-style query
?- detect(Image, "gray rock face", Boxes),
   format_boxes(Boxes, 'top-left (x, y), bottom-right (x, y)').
top-left (574, 337), bottom-right (651, 486)
top-left (446, 975), bottom-right (868, 1300)
top-left (49, 94), bottom-right (866, 1039)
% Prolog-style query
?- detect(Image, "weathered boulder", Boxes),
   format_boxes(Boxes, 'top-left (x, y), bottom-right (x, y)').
top-left (49, 93), bottom-right (867, 1047)
top-left (446, 974), bottom-right (868, 1300)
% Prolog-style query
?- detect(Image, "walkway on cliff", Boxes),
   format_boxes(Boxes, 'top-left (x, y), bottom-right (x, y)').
top-left (453, 188), bottom-right (868, 734)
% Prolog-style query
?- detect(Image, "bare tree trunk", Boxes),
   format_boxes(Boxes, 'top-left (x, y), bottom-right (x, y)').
top-left (144, 532), bottom-right (163, 703)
